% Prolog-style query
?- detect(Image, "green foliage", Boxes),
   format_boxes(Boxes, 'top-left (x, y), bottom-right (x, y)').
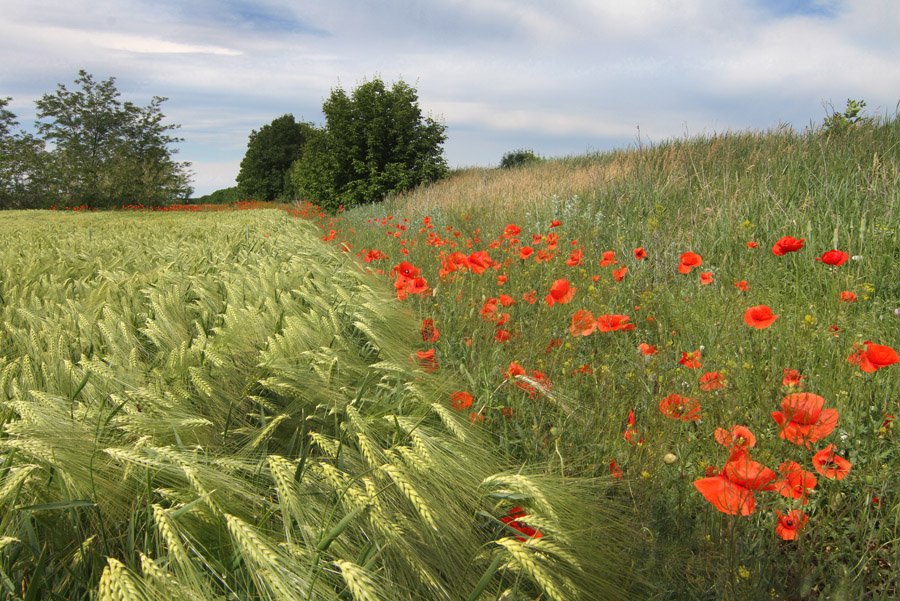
top-left (500, 148), bottom-right (541, 169)
top-left (191, 185), bottom-right (241, 204)
top-left (822, 98), bottom-right (874, 135)
top-left (236, 114), bottom-right (314, 201)
top-left (0, 210), bottom-right (641, 600)
top-left (290, 77), bottom-right (448, 210)
top-left (1, 70), bottom-right (192, 209)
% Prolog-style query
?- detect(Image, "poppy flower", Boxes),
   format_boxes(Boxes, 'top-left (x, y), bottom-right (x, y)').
top-left (415, 349), bottom-right (439, 373)
top-left (450, 391), bottom-right (473, 410)
top-left (610, 459), bottom-right (624, 479)
top-left (816, 249), bottom-right (849, 266)
top-left (613, 266), bottom-right (627, 281)
top-left (747, 241), bottom-right (759, 248)
top-left (700, 272), bottom-right (714, 285)
top-left (774, 461), bottom-right (817, 504)
top-left (714, 425), bottom-right (756, 454)
top-left (599, 251), bottom-right (617, 266)
top-left (467, 251), bottom-right (495, 274)
top-left (678, 252), bottom-right (703, 274)
top-left (498, 294), bottom-right (516, 307)
top-left (775, 509), bottom-right (808, 541)
top-left (744, 305), bottom-right (779, 329)
top-left (638, 343), bottom-right (658, 355)
top-left (734, 280), bottom-right (749, 292)
top-left (596, 314), bottom-right (635, 332)
top-left (421, 318), bottom-right (439, 343)
top-left (847, 341), bottom-right (900, 372)
top-left (679, 350), bottom-right (702, 369)
top-left (499, 507), bottom-right (543, 541)
top-left (634, 247), bottom-right (647, 260)
top-left (504, 362), bottom-right (526, 380)
top-left (496, 274), bottom-right (507, 285)
top-left (781, 369), bottom-right (806, 388)
top-left (694, 453), bottom-right (777, 515)
top-left (494, 329), bottom-right (511, 343)
top-left (659, 394), bottom-right (701, 421)
top-left (550, 219), bottom-right (561, 228)
top-left (839, 291), bottom-right (856, 302)
top-left (518, 246), bottom-right (534, 259)
top-left (772, 236), bottom-right (805, 255)
top-left (521, 290), bottom-right (537, 304)
top-left (699, 371), bottom-right (725, 390)
top-left (623, 409), bottom-right (642, 445)
top-left (545, 279), bottom-right (576, 307)
top-left (566, 249), bottom-right (583, 266)
top-left (534, 249), bottom-right (555, 263)
top-left (771, 393), bottom-right (839, 448)
top-left (503, 224), bottom-right (521, 238)
top-left (569, 309), bottom-right (597, 337)
top-left (812, 445), bottom-right (852, 480)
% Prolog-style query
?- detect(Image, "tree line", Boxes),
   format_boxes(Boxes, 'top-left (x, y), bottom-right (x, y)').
top-left (1, 71), bottom-right (192, 209)
top-left (235, 77), bottom-right (448, 211)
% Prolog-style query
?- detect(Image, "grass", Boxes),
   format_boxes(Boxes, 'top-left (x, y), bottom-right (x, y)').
top-left (2, 113), bottom-right (899, 600)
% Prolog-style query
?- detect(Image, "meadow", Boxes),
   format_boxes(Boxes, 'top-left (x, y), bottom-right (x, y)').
top-left (1, 116), bottom-right (899, 600)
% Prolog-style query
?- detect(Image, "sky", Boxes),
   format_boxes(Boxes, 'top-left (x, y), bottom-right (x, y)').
top-left (2, 0), bottom-right (899, 198)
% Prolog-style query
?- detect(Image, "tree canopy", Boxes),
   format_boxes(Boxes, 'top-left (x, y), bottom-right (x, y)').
top-left (1, 70), bottom-right (192, 209)
top-left (289, 77), bottom-right (448, 210)
top-left (236, 114), bottom-right (314, 201)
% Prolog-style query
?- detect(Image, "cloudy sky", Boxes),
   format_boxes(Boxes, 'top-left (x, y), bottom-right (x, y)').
top-left (2, 0), bottom-right (899, 197)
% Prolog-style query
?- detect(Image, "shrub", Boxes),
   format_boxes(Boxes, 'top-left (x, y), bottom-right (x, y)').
top-left (500, 148), bottom-right (541, 169)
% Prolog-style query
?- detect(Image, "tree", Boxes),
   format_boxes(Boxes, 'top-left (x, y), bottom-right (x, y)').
top-left (236, 114), bottom-right (314, 201)
top-left (500, 148), bottom-right (541, 169)
top-left (290, 77), bottom-right (448, 210)
top-left (0, 98), bottom-right (53, 209)
top-left (32, 70), bottom-right (192, 207)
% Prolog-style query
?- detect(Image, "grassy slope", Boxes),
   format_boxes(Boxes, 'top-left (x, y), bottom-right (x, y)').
top-left (330, 117), bottom-right (900, 599)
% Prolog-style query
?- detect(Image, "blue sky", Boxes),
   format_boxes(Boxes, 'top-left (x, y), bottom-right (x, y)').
top-left (2, 0), bottom-right (899, 197)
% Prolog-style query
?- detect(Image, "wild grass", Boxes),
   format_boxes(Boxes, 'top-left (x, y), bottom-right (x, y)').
top-left (329, 115), bottom-right (900, 599)
top-left (0, 210), bottom-right (639, 600)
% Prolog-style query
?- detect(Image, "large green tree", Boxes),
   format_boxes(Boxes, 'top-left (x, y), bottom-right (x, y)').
top-left (290, 77), bottom-right (448, 210)
top-left (236, 114), bottom-right (313, 201)
top-left (0, 98), bottom-right (53, 209)
top-left (32, 70), bottom-right (192, 208)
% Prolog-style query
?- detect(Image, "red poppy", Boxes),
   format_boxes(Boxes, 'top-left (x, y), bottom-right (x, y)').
top-left (566, 249), bottom-right (583, 266)
top-left (781, 369), bottom-right (806, 388)
top-left (550, 219), bottom-right (561, 228)
top-left (467, 251), bottom-right (495, 274)
top-left (634, 247), bottom-right (647, 260)
top-left (659, 394), bottom-right (701, 421)
top-left (596, 314), bottom-right (635, 332)
top-left (772, 236), bottom-right (805, 255)
top-left (699, 371), bottom-right (725, 390)
top-left (734, 280), bottom-right (749, 291)
top-left (610, 459), bottom-right (624, 479)
top-left (421, 318), bottom-right (439, 342)
top-left (504, 362), bottom-right (526, 380)
top-left (774, 461), bottom-right (817, 504)
top-left (496, 274), bottom-right (507, 286)
top-left (518, 246), bottom-right (534, 259)
top-left (638, 343), bottom-right (658, 355)
top-left (521, 290), bottom-right (537, 304)
top-left (839, 290), bottom-right (856, 302)
top-left (623, 409), bottom-right (642, 445)
top-left (393, 261), bottom-right (419, 279)
top-left (415, 349), bottom-right (439, 373)
top-left (699, 272), bottom-right (714, 285)
top-left (811, 445), bottom-right (852, 480)
top-left (499, 507), bottom-right (543, 541)
top-left (714, 425), bottom-right (756, 454)
top-left (469, 411), bottom-right (485, 423)
top-left (498, 294), bottom-right (516, 307)
top-left (613, 266), bottom-right (627, 281)
top-left (694, 452), bottom-right (777, 515)
top-left (747, 241), bottom-right (759, 248)
top-left (494, 329), bottom-right (511, 343)
top-left (450, 391), bottom-right (473, 410)
top-left (545, 279), bottom-right (576, 307)
top-left (848, 341), bottom-right (900, 372)
top-left (569, 309), bottom-right (597, 337)
top-left (678, 252), bottom-right (702, 274)
top-left (479, 298), bottom-right (499, 321)
top-left (744, 305), bottom-right (779, 329)
top-left (679, 350), bottom-right (702, 369)
top-left (503, 224), bottom-right (521, 238)
top-left (599, 251), bottom-right (617, 266)
top-left (775, 509), bottom-right (808, 541)
top-left (771, 393), bottom-right (839, 448)
top-left (816, 249), bottom-right (849, 266)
